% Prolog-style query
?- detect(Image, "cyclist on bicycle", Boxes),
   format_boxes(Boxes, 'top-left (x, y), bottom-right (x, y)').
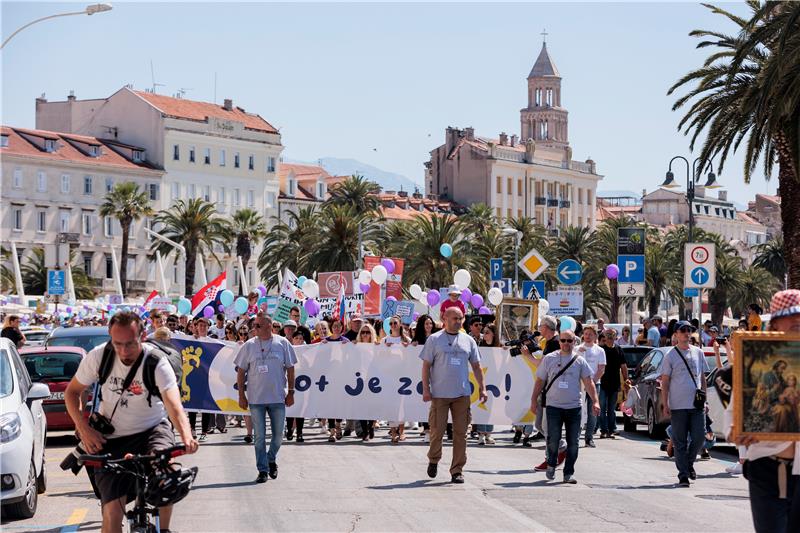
top-left (65, 311), bottom-right (198, 533)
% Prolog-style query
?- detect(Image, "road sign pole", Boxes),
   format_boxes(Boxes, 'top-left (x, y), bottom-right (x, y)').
top-left (514, 244), bottom-right (519, 298)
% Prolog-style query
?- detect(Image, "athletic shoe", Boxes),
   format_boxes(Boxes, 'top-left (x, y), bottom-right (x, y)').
top-left (700, 449), bottom-right (711, 460)
top-left (534, 460), bottom-right (548, 472)
top-left (243, 435), bottom-right (253, 444)
top-left (485, 436), bottom-right (496, 445)
top-left (513, 430), bottom-right (523, 444)
top-left (296, 435), bottom-right (304, 443)
top-left (599, 432), bottom-right (608, 439)
top-left (198, 433), bottom-right (207, 442)
top-left (255, 472), bottom-right (268, 484)
top-left (689, 467), bottom-right (697, 480)
top-left (563, 475), bottom-right (577, 484)
top-left (427, 463), bottom-right (438, 478)
top-left (546, 467), bottom-right (555, 480)
top-left (678, 477), bottom-right (690, 488)
top-left (725, 463), bottom-right (742, 475)
top-left (269, 462), bottom-right (278, 480)
top-left (608, 433), bottom-right (616, 439)
top-left (585, 440), bottom-right (596, 448)
top-left (423, 432), bottom-right (431, 443)
top-left (522, 437), bottom-right (532, 448)
top-left (451, 473), bottom-right (465, 484)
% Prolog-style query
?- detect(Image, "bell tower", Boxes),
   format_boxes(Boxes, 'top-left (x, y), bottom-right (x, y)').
top-left (520, 32), bottom-right (569, 149)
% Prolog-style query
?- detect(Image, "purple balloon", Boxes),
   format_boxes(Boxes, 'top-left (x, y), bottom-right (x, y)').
top-left (107, 304), bottom-right (113, 311)
top-left (66, 306), bottom-right (73, 313)
top-left (304, 298), bottom-right (320, 317)
top-left (381, 258), bottom-right (396, 274)
top-left (218, 304), bottom-right (225, 312)
top-left (386, 296), bottom-right (397, 303)
top-left (606, 263), bottom-right (620, 280)
top-left (426, 290), bottom-right (441, 307)
top-left (460, 288), bottom-right (473, 304)
top-left (471, 294), bottom-right (484, 308)
top-left (203, 305), bottom-right (215, 318)
top-left (412, 312), bottom-right (420, 321)
top-left (257, 285), bottom-right (267, 297)
top-left (359, 282), bottom-right (371, 294)
top-left (478, 306), bottom-right (491, 315)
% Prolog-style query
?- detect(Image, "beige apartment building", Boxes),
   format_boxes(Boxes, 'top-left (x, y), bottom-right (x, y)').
top-left (35, 87), bottom-right (284, 291)
top-left (1, 126), bottom-right (164, 295)
top-left (425, 42), bottom-right (602, 231)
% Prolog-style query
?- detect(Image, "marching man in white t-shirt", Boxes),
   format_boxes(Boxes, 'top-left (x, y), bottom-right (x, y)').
top-left (577, 325), bottom-right (606, 448)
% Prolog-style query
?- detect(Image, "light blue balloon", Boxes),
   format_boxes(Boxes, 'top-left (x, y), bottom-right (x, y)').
top-left (439, 243), bottom-right (453, 258)
top-left (383, 317), bottom-right (393, 334)
top-left (234, 296), bottom-right (249, 315)
top-left (559, 316), bottom-right (577, 332)
top-left (297, 275), bottom-right (308, 287)
top-left (177, 298), bottom-right (192, 315)
top-left (220, 290), bottom-right (235, 307)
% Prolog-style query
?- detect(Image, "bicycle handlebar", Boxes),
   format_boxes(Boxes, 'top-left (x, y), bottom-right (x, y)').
top-left (78, 444), bottom-right (187, 468)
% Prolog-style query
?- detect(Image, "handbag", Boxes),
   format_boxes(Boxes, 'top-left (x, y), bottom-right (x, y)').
top-left (540, 356), bottom-right (578, 408)
top-left (675, 347), bottom-right (706, 410)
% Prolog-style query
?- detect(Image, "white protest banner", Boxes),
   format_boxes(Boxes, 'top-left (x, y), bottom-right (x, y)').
top-left (147, 296), bottom-right (173, 311)
top-left (190, 340), bottom-right (541, 424)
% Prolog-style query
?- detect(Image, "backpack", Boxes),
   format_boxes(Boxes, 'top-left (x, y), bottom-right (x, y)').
top-left (97, 339), bottom-right (183, 407)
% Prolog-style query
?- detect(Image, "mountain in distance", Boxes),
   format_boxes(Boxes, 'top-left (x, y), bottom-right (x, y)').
top-left (315, 157), bottom-right (423, 193)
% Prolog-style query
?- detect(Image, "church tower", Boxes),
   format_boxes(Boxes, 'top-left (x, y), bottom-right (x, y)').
top-left (520, 37), bottom-right (569, 149)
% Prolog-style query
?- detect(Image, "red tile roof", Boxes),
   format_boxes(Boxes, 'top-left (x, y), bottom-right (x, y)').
top-left (756, 194), bottom-right (781, 205)
top-left (132, 90), bottom-right (278, 134)
top-left (278, 162), bottom-right (331, 182)
top-left (381, 206), bottom-right (432, 221)
top-left (737, 212), bottom-right (765, 225)
top-left (1, 126), bottom-right (161, 173)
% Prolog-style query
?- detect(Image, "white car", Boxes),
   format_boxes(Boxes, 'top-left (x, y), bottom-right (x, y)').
top-left (0, 337), bottom-right (49, 518)
top-left (20, 328), bottom-right (50, 348)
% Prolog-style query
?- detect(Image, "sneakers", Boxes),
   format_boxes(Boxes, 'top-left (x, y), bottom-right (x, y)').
top-left (678, 477), bottom-right (691, 488)
top-left (427, 463), bottom-right (438, 478)
top-left (545, 466), bottom-right (555, 480)
top-left (585, 440), bottom-right (596, 448)
top-left (534, 460), bottom-right (548, 472)
top-left (451, 473), bottom-right (465, 484)
top-left (269, 462), bottom-right (278, 480)
top-left (255, 472), bottom-right (268, 484)
top-left (485, 436), bottom-right (496, 445)
top-left (725, 462), bottom-right (743, 475)
top-left (599, 432), bottom-right (608, 439)
top-left (478, 435), bottom-right (486, 445)
top-left (522, 436), bottom-right (532, 447)
top-left (423, 432), bottom-right (431, 443)
top-left (700, 449), bottom-right (711, 460)
top-left (243, 435), bottom-right (253, 444)
top-left (608, 432), bottom-right (617, 439)
top-left (198, 433), bottom-right (207, 442)
top-left (285, 431), bottom-right (294, 441)
top-left (513, 430), bottom-right (523, 444)
top-left (296, 435), bottom-right (305, 443)
top-left (563, 475), bottom-right (577, 484)
top-left (689, 467), bottom-right (697, 480)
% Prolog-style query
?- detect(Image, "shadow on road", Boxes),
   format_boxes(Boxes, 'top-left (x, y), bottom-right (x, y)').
top-left (465, 469), bottom-right (532, 476)
top-left (493, 479), bottom-right (553, 488)
top-left (192, 480), bottom-right (259, 490)
top-left (367, 479), bottom-right (453, 490)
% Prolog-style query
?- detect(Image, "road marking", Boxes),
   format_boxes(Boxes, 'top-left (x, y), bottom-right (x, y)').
top-left (60, 508), bottom-right (87, 533)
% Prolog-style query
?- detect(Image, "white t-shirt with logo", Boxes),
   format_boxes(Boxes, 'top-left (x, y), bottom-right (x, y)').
top-left (75, 343), bottom-right (178, 437)
top-left (578, 343), bottom-right (606, 381)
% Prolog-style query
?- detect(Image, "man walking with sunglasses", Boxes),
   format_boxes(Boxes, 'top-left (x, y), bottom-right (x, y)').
top-left (661, 320), bottom-right (709, 487)
top-left (530, 329), bottom-right (599, 484)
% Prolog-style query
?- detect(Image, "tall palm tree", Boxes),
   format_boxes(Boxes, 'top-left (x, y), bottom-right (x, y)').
top-left (730, 265), bottom-right (779, 318)
top-left (306, 205), bottom-right (380, 274)
top-left (258, 207), bottom-right (318, 289)
top-left (669, 2), bottom-right (800, 287)
top-left (461, 203), bottom-right (498, 236)
top-left (323, 174), bottom-right (382, 215)
top-left (99, 182), bottom-right (153, 296)
top-left (594, 216), bottom-right (645, 321)
top-left (227, 208), bottom-right (268, 294)
top-left (152, 198), bottom-right (228, 297)
top-left (753, 235), bottom-right (786, 287)
top-left (21, 248), bottom-right (95, 299)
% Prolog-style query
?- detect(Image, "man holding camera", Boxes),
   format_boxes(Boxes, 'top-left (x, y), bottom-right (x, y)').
top-left (65, 311), bottom-right (198, 533)
top-left (660, 320), bottom-right (709, 487)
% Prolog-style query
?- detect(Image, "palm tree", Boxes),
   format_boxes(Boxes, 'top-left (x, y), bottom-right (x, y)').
top-left (306, 205), bottom-right (380, 274)
top-left (669, 2), bottom-right (800, 287)
top-left (258, 207), bottom-right (318, 289)
top-left (323, 174), bottom-right (382, 215)
top-left (730, 265), bottom-right (779, 318)
top-left (152, 198), bottom-right (228, 297)
top-left (594, 216), bottom-right (644, 321)
top-left (227, 208), bottom-right (268, 294)
top-left (461, 203), bottom-right (498, 236)
top-left (1, 246), bottom-right (15, 293)
top-left (99, 182), bottom-right (153, 296)
top-left (21, 248), bottom-right (95, 299)
top-left (753, 235), bottom-right (786, 286)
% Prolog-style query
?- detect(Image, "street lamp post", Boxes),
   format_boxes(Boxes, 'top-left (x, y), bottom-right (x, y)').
top-left (1, 3), bottom-right (112, 50)
top-left (502, 228), bottom-right (523, 297)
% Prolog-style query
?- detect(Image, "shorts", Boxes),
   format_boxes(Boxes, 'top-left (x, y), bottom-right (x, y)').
top-left (93, 419), bottom-right (175, 504)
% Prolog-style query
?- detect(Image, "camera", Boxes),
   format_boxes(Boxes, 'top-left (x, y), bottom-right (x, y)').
top-left (504, 332), bottom-right (539, 357)
top-left (717, 336), bottom-right (727, 343)
top-left (60, 441), bottom-right (88, 474)
top-left (88, 412), bottom-right (115, 435)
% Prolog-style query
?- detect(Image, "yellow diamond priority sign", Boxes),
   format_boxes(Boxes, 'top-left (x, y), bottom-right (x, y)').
top-left (518, 248), bottom-right (549, 280)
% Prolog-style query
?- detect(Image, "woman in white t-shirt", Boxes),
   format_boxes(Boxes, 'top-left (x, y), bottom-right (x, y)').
top-left (383, 316), bottom-right (409, 443)
top-left (577, 325), bottom-right (606, 445)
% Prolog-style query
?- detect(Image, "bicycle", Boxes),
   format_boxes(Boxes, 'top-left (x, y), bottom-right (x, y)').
top-left (78, 444), bottom-right (198, 533)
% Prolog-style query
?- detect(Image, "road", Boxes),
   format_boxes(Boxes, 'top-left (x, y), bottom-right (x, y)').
top-left (4, 423), bottom-right (754, 532)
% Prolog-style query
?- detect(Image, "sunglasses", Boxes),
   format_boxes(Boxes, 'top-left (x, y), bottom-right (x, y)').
top-left (559, 338), bottom-right (574, 343)
top-left (677, 327), bottom-right (692, 333)
top-left (390, 322), bottom-right (399, 326)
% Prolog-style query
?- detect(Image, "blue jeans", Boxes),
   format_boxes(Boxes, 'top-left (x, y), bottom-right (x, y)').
top-left (584, 391), bottom-right (598, 442)
top-left (546, 406), bottom-right (581, 476)
top-left (250, 403), bottom-right (286, 473)
top-left (598, 388), bottom-right (618, 434)
top-left (745, 457), bottom-right (800, 533)
top-left (670, 408), bottom-right (704, 480)
top-left (473, 424), bottom-right (494, 432)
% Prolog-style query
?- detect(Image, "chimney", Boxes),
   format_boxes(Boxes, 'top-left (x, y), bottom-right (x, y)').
top-left (223, 98), bottom-right (233, 111)
top-left (642, 188), bottom-right (647, 199)
top-left (445, 126), bottom-right (459, 152)
top-left (36, 93), bottom-right (47, 104)
top-left (510, 134), bottom-right (518, 147)
top-left (67, 90), bottom-right (76, 101)
top-left (499, 132), bottom-right (508, 146)
top-left (464, 127), bottom-right (475, 140)
top-left (718, 190), bottom-right (728, 202)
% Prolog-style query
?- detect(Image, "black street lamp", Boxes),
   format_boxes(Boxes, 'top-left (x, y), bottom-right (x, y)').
top-left (660, 156), bottom-right (721, 244)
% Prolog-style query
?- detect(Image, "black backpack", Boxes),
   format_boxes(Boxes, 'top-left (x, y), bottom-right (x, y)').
top-left (97, 340), bottom-right (183, 407)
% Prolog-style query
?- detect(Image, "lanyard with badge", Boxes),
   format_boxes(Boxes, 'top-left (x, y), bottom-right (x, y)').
top-left (257, 338), bottom-right (273, 375)
top-left (444, 332), bottom-right (463, 367)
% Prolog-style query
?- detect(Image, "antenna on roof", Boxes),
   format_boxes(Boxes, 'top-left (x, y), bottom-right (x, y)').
top-left (176, 88), bottom-right (193, 99)
top-left (150, 60), bottom-right (165, 94)
top-left (214, 72), bottom-right (217, 104)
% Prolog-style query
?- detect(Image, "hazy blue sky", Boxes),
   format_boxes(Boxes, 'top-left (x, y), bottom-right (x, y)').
top-left (1, 1), bottom-right (778, 206)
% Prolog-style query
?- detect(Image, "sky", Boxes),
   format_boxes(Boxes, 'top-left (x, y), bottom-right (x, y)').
top-left (1, 1), bottom-right (779, 207)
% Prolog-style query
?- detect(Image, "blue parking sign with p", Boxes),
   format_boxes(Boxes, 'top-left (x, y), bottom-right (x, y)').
top-left (617, 255), bottom-right (645, 283)
top-left (490, 258), bottom-right (503, 281)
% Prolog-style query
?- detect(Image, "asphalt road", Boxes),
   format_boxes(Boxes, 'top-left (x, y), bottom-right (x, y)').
top-left (4, 422), bottom-right (754, 532)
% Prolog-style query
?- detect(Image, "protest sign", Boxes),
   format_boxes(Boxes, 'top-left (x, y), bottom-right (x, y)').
top-left (363, 257), bottom-right (404, 316)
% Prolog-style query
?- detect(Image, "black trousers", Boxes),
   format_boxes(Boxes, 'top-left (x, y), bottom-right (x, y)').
top-left (188, 412), bottom-right (212, 434)
top-left (744, 457), bottom-right (800, 533)
top-left (286, 417), bottom-right (305, 434)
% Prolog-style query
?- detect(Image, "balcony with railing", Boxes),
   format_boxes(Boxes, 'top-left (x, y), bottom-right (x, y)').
top-left (547, 198), bottom-right (560, 207)
top-left (534, 196), bottom-right (547, 206)
top-left (559, 199), bottom-right (571, 208)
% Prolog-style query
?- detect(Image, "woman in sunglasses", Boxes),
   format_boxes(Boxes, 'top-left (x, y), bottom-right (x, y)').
top-left (383, 315), bottom-right (410, 443)
top-left (354, 324), bottom-right (380, 441)
top-left (225, 323), bottom-right (238, 342)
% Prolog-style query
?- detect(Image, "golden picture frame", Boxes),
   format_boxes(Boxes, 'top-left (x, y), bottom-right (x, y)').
top-left (732, 330), bottom-right (800, 442)
top-left (498, 297), bottom-right (539, 343)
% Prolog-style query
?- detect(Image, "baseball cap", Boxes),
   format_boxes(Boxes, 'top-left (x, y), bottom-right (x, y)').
top-left (448, 285), bottom-right (462, 295)
top-left (284, 319), bottom-right (297, 328)
top-left (709, 325), bottom-right (719, 333)
top-left (350, 313), bottom-right (363, 321)
top-left (675, 320), bottom-right (697, 331)
top-left (770, 289), bottom-right (800, 319)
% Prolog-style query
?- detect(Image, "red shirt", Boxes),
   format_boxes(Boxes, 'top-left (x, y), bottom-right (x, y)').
top-left (440, 299), bottom-right (466, 315)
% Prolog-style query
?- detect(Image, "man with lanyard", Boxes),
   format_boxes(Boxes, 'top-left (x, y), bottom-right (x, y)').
top-left (660, 320), bottom-right (709, 487)
top-left (530, 329), bottom-right (598, 483)
top-left (421, 307), bottom-right (487, 484)
top-left (237, 312), bottom-right (297, 483)
top-left (64, 312), bottom-right (198, 533)
top-left (533, 315), bottom-right (568, 471)
top-left (729, 290), bottom-right (800, 533)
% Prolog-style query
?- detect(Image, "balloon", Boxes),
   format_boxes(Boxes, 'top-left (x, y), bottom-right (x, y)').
top-left (409, 284), bottom-right (422, 299)
top-left (381, 258), bottom-right (395, 274)
top-left (218, 304), bottom-right (226, 312)
top-left (439, 243), bottom-right (453, 258)
top-left (220, 290), bottom-right (235, 307)
top-left (470, 294), bottom-right (484, 308)
top-left (453, 269), bottom-right (471, 289)
top-left (177, 298), bottom-right (192, 315)
top-left (606, 264), bottom-right (620, 280)
top-left (359, 282), bottom-right (371, 294)
top-left (257, 285), bottom-right (267, 297)
top-left (302, 279), bottom-right (319, 299)
top-left (460, 287), bottom-right (473, 304)
top-left (412, 312), bottom-right (420, 321)
top-left (66, 306), bottom-right (73, 314)
top-left (538, 299), bottom-right (550, 316)
top-left (487, 287), bottom-right (504, 306)
top-left (297, 275), bottom-right (308, 287)
top-left (371, 265), bottom-right (388, 285)
top-left (478, 306), bottom-right (491, 315)
top-left (419, 291), bottom-right (428, 305)
top-left (426, 290), bottom-right (440, 307)
top-left (304, 298), bottom-right (320, 317)
top-left (203, 305), bottom-right (215, 318)
top-left (258, 297), bottom-right (268, 305)
top-left (358, 270), bottom-right (372, 285)
top-left (383, 317), bottom-right (393, 334)
top-left (386, 296), bottom-right (397, 302)
top-left (123, 306), bottom-right (130, 313)
top-left (234, 296), bottom-right (249, 315)
top-left (559, 316), bottom-right (577, 332)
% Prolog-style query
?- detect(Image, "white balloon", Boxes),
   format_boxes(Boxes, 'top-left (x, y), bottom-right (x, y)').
top-left (371, 264), bottom-right (388, 285)
top-left (358, 269), bottom-right (372, 285)
top-left (409, 283), bottom-right (422, 299)
top-left (302, 279), bottom-right (319, 299)
top-left (453, 269), bottom-right (471, 290)
top-left (538, 299), bottom-right (550, 316)
top-left (419, 291), bottom-right (428, 305)
top-left (487, 287), bottom-right (504, 306)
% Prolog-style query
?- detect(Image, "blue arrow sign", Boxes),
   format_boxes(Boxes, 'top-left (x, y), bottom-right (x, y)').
top-left (556, 259), bottom-right (582, 285)
top-left (691, 267), bottom-right (710, 285)
top-left (47, 269), bottom-right (66, 296)
top-left (489, 258), bottom-right (503, 281)
top-left (617, 255), bottom-right (646, 284)
top-left (522, 280), bottom-right (546, 300)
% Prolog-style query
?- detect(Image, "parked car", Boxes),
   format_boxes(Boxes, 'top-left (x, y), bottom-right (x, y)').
top-left (20, 346), bottom-right (87, 431)
top-left (0, 338), bottom-right (50, 519)
top-left (620, 346), bottom-right (653, 380)
top-left (46, 326), bottom-right (109, 353)
top-left (706, 367), bottom-right (730, 441)
top-left (20, 328), bottom-right (50, 348)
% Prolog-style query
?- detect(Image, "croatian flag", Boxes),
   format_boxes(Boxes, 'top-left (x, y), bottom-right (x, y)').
top-left (191, 272), bottom-right (227, 316)
top-left (143, 290), bottom-right (159, 308)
